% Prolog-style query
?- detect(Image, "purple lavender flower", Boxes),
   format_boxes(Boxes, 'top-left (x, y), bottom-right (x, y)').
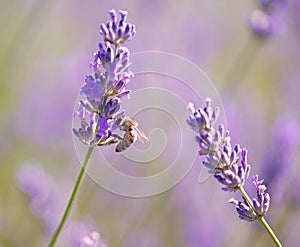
top-left (259, 0), bottom-right (286, 11)
top-left (80, 75), bottom-right (105, 103)
top-left (97, 117), bottom-right (112, 137)
top-left (66, 220), bottom-right (108, 247)
top-left (229, 175), bottom-right (270, 221)
top-left (17, 163), bottom-right (108, 246)
top-left (261, 116), bottom-right (300, 186)
top-left (187, 98), bottom-right (250, 192)
top-left (73, 10), bottom-right (138, 151)
top-left (104, 97), bottom-right (121, 116)
top-left (248, 0), bottom-right (286, 38)
top-left (90, 42), bottom-right (114, 71)
top-left (91, 43), bottom-right (133, 85)
top-left (99, 10), bottom-right (136, 46)
top-left (259, 116), bottom-right (300, 205)
top-left (213, 145), bottom-right (251, 192)
top-left (75, 231), bottom-right (107, 247)
top-left (73, 101), bottom-right (101, 146)
top-left (17, 162), bottom-right (63, 233)
top-left (105, 46), bottom-right (133, 83)
top-left (187, 98), bottom-right (270, 221)
top-left (17, 163), bottom-right (54, 209)
top-left (248, 9), bottom-right (284, 37)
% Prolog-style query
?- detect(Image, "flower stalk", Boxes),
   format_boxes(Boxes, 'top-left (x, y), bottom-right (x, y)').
top-left (187, 98), bottom-right (282, 246)
top-left (48, 9), bottom-right (138, 246)
top-left (47, 146), bottom-right (94, 247)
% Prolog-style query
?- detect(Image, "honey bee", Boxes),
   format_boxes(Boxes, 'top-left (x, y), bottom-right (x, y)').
top-left (115, 117), bottom-right (148, 152)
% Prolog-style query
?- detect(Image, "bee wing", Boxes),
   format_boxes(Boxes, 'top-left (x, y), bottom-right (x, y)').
top-left (134, 126), bottom-right (149, 143)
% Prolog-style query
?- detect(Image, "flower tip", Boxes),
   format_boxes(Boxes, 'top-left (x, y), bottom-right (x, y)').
top-left (187, 102), bottom-right (195, 113)
top-left (109, 9), bottom-right (117, 17)
top-left (247, 9), bottom-right (281, 38)
top-left (228, 197), bottom-right (238, 204)
top-left (205, 97), bottom-right (212, 105)
top-left (119, 10), bottom-right (128, 16)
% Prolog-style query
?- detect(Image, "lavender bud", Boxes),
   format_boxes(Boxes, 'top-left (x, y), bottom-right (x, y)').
top-left (104, 97), bottom-right (121, 116)
top-left (100, 9), bottom-right (135, 45)
top-left (229, 197), bottom-right (257, 222)
top-left (109, 9), bottom-right (117, 22)
top-left (248, 9), bottom-right (285, 38)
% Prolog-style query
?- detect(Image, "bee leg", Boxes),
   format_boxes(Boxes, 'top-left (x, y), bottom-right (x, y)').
top-left (111, 134), bottom-right (123, 140)
top-left (98, 137), bottom-right (118, 146)
top-left (99, 134), bottom-right (123, 146)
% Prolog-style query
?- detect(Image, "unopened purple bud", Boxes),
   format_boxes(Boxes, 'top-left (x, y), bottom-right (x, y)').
top-left (113, 79), bottom-right (126, 92)
top-left (124, 24), bottom-right (131, 36)
top-left (203, 98), bottom-right (212, 114)
top-left (214, 174), bottom-right (228, 185)
top-left (100, 24), bottom-right (109, 37)
top-left (229, 197), bottom-right (257, 222)
top-left (213, 125), bottom-right (223, 144)
top-left (248, 9), bottom-right (285, 38)
top-left (112, 21), bottom-right (118, 33)
top-left (119, 10), bottom-right (128, 23)
top-left (237, 166), bottom-right (245, 181)
top-left (104, 97), bottom-right (121, 116)
top-left (109, 9), bottom-right (117, 22)
top-left (234, 144), bottom-right (241, 154)
top-left (74, 101), bottom-right (85, 121)
top-left (90, 51), bottom-right (100, 71)
top-left (229, 170), bottom-right (242, 184)
top-left (99, 10), bottom-right (135, 45)
top-left (124, 25), bottom-right (135, 40)
top-left (220, 152), bottom-right (230, 166)
top-left (263, 193), bottom-right (271, 211)
top-left (252, 175), bottom-right (264, 191)
top-left (211, 107), bottom-right (220, 125)
top-left (223, 143), bottom-right (232, 157)
top-left (241, 149), bottom-right (247, 164)
top-left (106, 22), bottom-right (115, 43)
top-left (230, 150), bottom-right (237, 164)
top-left (199, 108), bottom-right (210, 127)
top-left (248, 10), bottom-right (271, 37)
top-left (117, 25), bottom-right (124, 40)
top-left (105, 45), bottom-right (113, 63)
top-left (203, 153), bottom-right (220, 172)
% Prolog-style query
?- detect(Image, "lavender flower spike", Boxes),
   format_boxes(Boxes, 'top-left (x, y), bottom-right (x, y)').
top-left (187, 98), bottom-right (250, 191)
top-left (50, 10), bottom-right (140, 247)
top-left (187, 98), bottom-right (282, 246)
top-left (73, 10), bottom-right (141, 151)
top-left (100, 9), bottom-right (136, 46)
top-left (247, 0), bottom-right (286, 38)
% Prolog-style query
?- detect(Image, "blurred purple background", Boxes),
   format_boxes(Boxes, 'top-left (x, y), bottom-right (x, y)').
top-left (0, 0), bottom-right (300, 246)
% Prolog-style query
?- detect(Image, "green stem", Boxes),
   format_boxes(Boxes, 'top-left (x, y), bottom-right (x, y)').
top-left (47, 146), bottom-right (94, 247)
top-left (101, 94), bottom-right (109, 113)
top-left (239, 186), bottom-right (282, 247)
